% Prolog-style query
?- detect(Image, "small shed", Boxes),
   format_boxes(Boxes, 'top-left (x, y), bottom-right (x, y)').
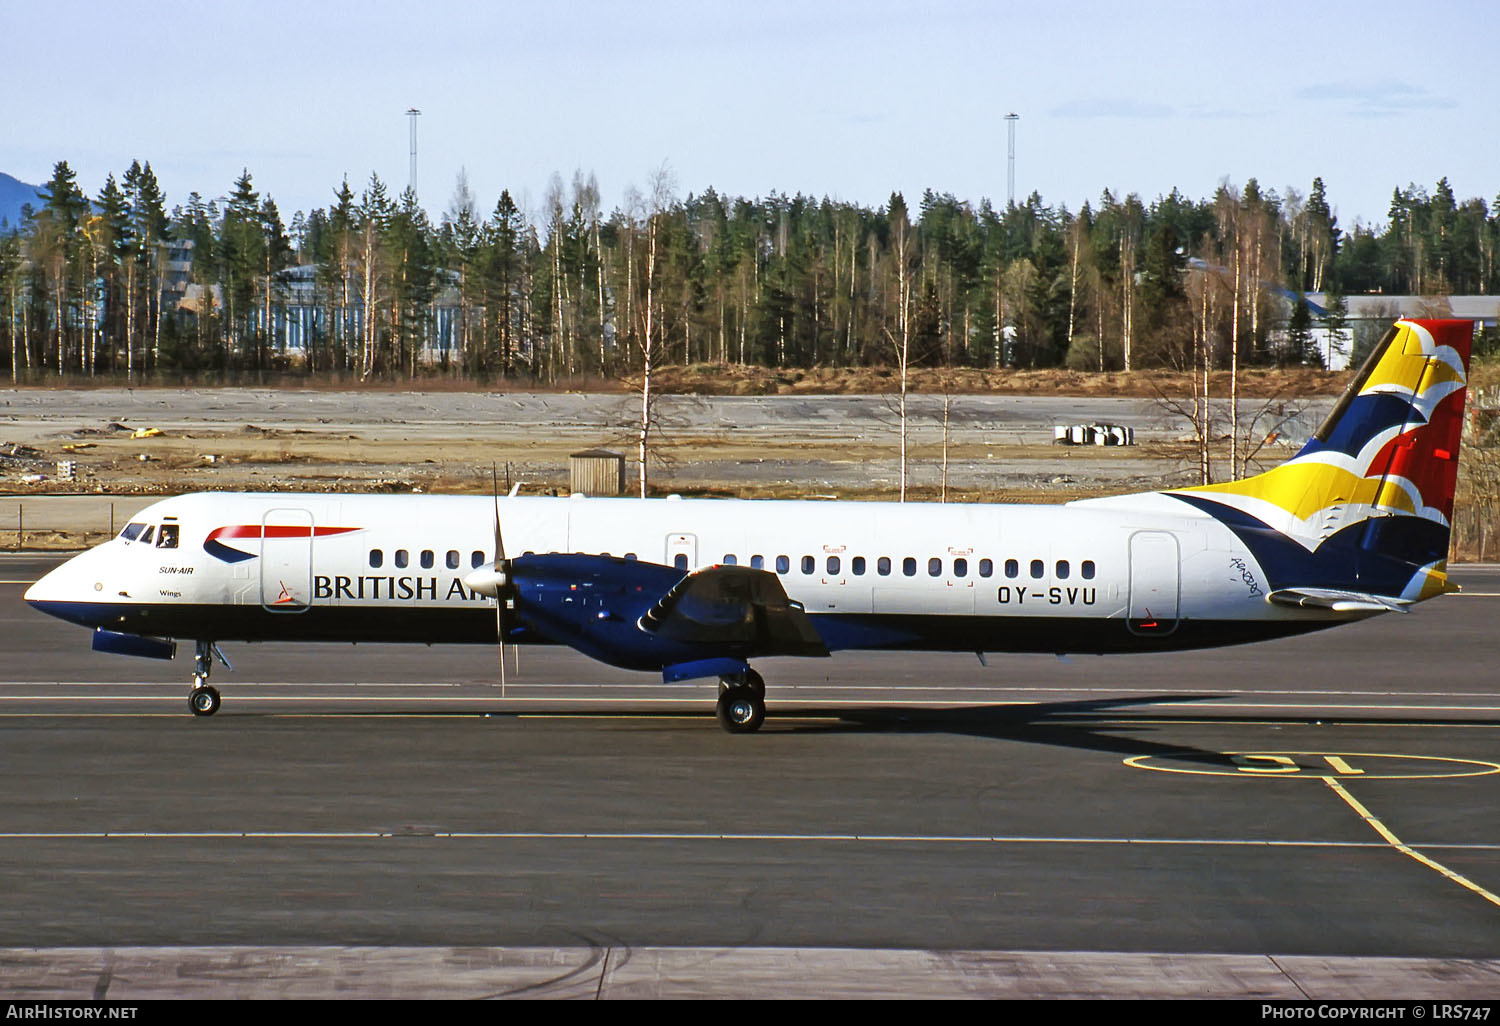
top-left (569, 448), bottom-right (625, 496)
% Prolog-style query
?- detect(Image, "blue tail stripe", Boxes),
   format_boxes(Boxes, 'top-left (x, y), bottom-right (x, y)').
top-left (1172, 494), bottom-right (1445, 596)
top-left (1294, 392), bottom-right (1426, 460)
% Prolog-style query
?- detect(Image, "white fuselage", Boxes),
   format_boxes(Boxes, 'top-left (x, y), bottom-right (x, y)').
top-left (27, 490), bottom-right (1343, 658)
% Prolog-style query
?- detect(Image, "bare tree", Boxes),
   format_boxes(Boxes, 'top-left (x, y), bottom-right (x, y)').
top-left (636, 163), bottom-right (676, 498)
top-left (884, 194), bottom-right (915, 501)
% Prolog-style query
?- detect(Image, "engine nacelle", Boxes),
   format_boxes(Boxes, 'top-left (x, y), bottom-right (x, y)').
top-left (92, 628), bottom-right (177, 661)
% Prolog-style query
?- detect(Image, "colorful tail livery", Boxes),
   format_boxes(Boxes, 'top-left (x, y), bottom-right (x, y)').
top-left (1168, 319), bottom-right (1472, 611)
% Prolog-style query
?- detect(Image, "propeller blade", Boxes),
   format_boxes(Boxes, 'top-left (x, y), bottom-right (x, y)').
top-left (492, 462), bottom-right (507, 697)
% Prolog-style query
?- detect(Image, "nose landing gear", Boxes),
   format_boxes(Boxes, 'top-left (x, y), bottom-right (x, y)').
top-left (188, 640), bottom-right (231, 717)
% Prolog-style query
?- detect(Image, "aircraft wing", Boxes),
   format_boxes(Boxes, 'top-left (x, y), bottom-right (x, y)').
top-left (637, 565), bottom-right (830, 657)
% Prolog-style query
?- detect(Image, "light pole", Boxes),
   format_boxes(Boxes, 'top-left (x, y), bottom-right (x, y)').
top-left (406, 107), bottom-right (422, 196)
top-left (1005, 112), bottom-right (1019, 207)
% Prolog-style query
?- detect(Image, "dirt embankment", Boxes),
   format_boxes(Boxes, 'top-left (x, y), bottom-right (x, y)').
top-left (11, 364), bottom-right (1352, 400)
top-left (635, 364), bottom-right (1350, 399)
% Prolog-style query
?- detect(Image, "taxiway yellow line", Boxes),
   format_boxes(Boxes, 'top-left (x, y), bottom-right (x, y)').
top-left (1323, 776), bottom-right (1500, 909)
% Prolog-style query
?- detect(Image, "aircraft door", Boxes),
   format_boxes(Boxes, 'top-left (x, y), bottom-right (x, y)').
top-left (260, 507), bottom-right (315, 612)
top-left (1128, 531), bottom-right (1179, 636)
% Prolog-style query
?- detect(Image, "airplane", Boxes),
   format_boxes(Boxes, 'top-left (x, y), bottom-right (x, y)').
top-left (24, 318), bottom-right (1474, 733)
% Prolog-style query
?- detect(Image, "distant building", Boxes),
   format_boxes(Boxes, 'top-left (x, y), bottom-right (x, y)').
top-left (253, 264), bottom-right (467, 360)
top-left (162, 249), bottom-right (469, 361)
top-left (1304, 293), bottom-right (1500, 326)
top-left (1185, 257), bottom-right (1498, 370)
top-left (1303, 294), bottom-right (1500, 371)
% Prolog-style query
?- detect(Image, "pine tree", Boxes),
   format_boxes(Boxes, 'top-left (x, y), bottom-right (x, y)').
top-left (95, 173), bottom-right (132, 374)
top-left (484, 190), bottom-right (525, 377)
top-left (258, 196), bottom-right (293, 373)
top-left (33, 161), bottom-right (89, 373)
top-left (218, 170), bottom-right (265, 371)
top-left (390, 186), bottom-right (437, 376)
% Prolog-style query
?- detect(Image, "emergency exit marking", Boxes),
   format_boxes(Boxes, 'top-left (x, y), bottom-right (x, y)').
top-left (1123, 752), bottom-right (1500, 780)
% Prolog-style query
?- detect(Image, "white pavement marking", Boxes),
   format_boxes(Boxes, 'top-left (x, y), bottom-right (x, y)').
top-left (7, 695), bottom-right (1500, 716)
top-left (2, 828), bottom-right (1498, 850)
top-left (10, 681), bottom-right (1500, 698)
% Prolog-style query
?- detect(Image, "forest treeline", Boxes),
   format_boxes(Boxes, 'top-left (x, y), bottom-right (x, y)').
top-left (2, 159), bottom-right (1497, 384)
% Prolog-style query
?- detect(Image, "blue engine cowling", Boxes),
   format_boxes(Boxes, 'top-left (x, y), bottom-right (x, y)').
top-left (508, 554), bottom-right (759, 675)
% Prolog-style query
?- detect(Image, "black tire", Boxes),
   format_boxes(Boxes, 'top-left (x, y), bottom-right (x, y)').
top-left (189, 685), bottom-right (221, 717)
top-left (743, 669), bottom-right (766, 699)
top-left (716, 685), bottom-right (764, 734)
top-left (718, 670), bottom-right (766, 699)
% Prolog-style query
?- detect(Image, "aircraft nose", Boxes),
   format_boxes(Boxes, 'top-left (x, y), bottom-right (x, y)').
top-left (23, 563), bottom-right (64, 606)
top-left (23, 553), bottom-right (104, 623)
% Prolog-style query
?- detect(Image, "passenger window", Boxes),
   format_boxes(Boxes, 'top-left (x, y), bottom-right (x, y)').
top-left (979, 558), bottom-right (993, 577)
top-left (1030, 559), bottom-right (1044, 579)
top-left (140, 525), bottom-right (155, 545)
top-left (395, 549), bottom-right (409, 569)
top-left (444, 550), bottom-right (458, 569)
top-left (750, 555), bottom-right (764, 570)
top-left (878, 556), bottom-right (892, 576)
top-left (1082, 560), bottom-right (1096, 580)
top-left (156, 524), bottom-right (179, 549)
top-left (120, 523), bottom-right (145, 542)
top-left (420, 550), bottom-right (434, 569)
top-left (722, 554), bottom-right (737, 565)
top-left (1005, 559), bottom-right (1019, 579)
top-left (471, 550), bottom-right (485, 569)
top-left (954, 558), bottom-right (968, 578)
top-left (370, 549), bottom-right (384, 569)
top-left (902, 557), bottom-right (916, 577)
top-left (1057, 560), bottom-right (1070, 580)
top-left (827, 556), bottom-right (840, 574)
top-left (852, 556), bottom-right (866, 575)
top-left (801, 555), bottom-right (814, 574)
top-left (928, 557), bottom-right (942, 577)
top-left (674, 553), bottom-right (689, 571)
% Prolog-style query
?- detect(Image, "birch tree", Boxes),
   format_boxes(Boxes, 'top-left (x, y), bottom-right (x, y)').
top-left (636, 163), bottom-right (676, 498)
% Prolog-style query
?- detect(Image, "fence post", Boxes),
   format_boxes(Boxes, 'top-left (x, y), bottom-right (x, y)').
top-left (17, 502), bottom-right (22, 551)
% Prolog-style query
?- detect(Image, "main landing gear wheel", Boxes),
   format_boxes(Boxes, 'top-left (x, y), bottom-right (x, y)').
top-left (716, 670), bottom-right (766, 734)
top-left (189, 685), bottom-right (221, 717)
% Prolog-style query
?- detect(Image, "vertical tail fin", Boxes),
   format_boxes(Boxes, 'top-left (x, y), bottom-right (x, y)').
top-left (1169, 319), bottom-right (1474, 602)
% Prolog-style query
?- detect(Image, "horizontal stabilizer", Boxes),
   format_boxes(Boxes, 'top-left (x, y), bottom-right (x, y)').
top-left (1267, 587), bottom-right (1412, 614)
top-left (639, 565), bottom-right (830, 657)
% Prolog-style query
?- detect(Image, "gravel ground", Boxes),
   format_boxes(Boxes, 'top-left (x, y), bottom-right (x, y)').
top-left (0, 388), bottom-right (1334, 545)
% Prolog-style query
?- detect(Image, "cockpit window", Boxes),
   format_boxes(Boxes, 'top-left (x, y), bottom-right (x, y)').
top-left (156, 524), bottom-right (180, 549)
top-left (120, 523), bottom-right (145, 542)
top-left (140, 525), bottom-right (155, 545)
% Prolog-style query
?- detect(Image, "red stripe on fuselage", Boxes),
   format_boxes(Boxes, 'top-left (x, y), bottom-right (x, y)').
top-left (206, 525), bottom-right (362, 542)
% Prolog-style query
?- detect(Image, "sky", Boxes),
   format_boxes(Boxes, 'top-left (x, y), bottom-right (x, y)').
top-left (3, 0), bottom-right (1496, 231)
